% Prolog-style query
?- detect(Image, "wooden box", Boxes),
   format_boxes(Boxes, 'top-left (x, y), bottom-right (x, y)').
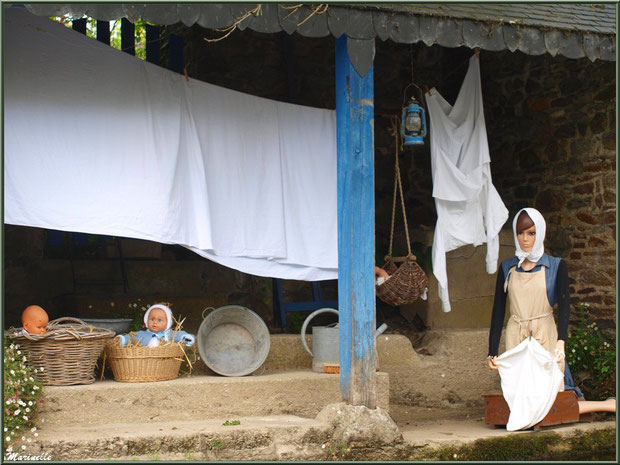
top-left (482, 391), bottom-right (579, 429)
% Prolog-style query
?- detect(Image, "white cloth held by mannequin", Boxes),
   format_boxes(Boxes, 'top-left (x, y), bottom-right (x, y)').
top-left (497, 337), bottom-right (564, 431)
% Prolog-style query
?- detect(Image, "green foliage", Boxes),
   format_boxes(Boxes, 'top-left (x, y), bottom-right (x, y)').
top-left (222, 419), bottom-right (240, 426)
top-left (208, 440), bottom-right (225, 450)
top-left (3, 339), bottom-right (44, 454)
top-left (423, 428), bottom-right (616, 461)
top-left (429, 432), bottom-right (561, 461)
top-left (323, 439), bottom-right (350, 457)
top-left (566, 303), bottom-right (616, 399)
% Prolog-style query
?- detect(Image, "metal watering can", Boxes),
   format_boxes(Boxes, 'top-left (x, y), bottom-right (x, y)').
top-left (300, 308), bottom-right (388, 373)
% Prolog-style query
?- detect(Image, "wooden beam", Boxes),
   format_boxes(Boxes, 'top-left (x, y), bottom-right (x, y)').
top-left (145, 24), bottom-right (160, 65)
top-left (72, 18), bottom-right (86, 35)
top-left (96, 20), bottom-right (110, 45)
top-left (335, 35), bottom-right (376, 408)
top-left (169, 35), bottom-right (184, 74)
top-left (121, 18), bottom-right (135, 56)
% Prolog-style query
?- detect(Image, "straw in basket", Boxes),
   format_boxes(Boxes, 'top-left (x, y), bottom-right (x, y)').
top-left (6, 317), bottom-right (116, 386)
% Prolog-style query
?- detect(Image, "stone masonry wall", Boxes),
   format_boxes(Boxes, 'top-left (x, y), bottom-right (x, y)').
top-left (481, 51), bottom-right (616, 328)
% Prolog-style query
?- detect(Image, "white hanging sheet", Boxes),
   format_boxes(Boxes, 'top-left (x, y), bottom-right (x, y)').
top-left (425, 55), bottom-right (508, 312)
top-left (497, 337), bottom-right (564, 431)
top-left (4, 7), bottom-right (337, 281)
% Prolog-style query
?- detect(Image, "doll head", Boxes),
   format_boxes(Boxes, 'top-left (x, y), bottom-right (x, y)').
top-left (143, 304), bottom-right (173, 332)
top-left (22, 305), bottom-right (49, 334)
top-left (512, 207), bottom-right (546, 266)
top-left (516, 211), bottom-right (536, 252)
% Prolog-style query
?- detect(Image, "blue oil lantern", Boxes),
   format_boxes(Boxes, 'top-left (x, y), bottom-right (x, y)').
top-left (400, 96), bottom-right (427, 146)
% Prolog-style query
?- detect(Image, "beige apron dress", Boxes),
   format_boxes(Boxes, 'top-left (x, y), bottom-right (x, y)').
top-left (504, 266), bottom-right (564, 373)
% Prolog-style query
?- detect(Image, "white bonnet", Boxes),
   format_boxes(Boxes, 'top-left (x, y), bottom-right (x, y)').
top-left (512, 207), bottom-right (546, 267)
top-left (144, 304), bottom-right (173, 331)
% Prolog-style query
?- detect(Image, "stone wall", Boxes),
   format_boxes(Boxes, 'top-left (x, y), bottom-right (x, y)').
top-left (3, 26), bottom-right (615, 334)
top-left (482, 51), bottom-right (616, 328)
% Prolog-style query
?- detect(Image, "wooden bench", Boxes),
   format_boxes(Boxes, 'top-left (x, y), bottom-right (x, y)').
top-left (482, 391), bottom-right (579, 430)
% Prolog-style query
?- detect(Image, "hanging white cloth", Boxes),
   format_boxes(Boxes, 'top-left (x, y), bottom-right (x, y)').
top-left (425, 55), bottom-right (508, 312)
top-left (496, 337), bottom-right (564, 431)
top-left (4, 7), bottom-right (337, 281)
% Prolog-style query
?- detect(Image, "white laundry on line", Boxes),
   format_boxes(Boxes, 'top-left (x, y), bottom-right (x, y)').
top-left (4, 7), bottom-right (338, 281)
top-left (425, 54), bottom-right (508, 312)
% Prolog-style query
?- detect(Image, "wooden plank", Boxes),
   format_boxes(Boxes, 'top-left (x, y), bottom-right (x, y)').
top-left (482, 391), bottom-right (580, 429)
top-left (335, 35), bottom-right (376, 409)
top-left (121, 18), bottom-right (135, 56)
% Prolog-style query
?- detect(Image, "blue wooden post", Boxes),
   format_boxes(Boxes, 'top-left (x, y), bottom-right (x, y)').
top-left (335, 36), bottom-right (376, 408)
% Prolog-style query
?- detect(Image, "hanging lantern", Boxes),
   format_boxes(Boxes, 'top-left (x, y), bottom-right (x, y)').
top-left (400, 96), bottom-right (427, 146)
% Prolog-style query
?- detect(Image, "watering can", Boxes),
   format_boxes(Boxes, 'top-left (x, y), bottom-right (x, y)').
top-left (300, 308), bottom-right (388, 373)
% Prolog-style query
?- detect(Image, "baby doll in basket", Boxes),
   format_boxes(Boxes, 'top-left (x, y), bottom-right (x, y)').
top-left (114, 303), bottom-right (195, 348)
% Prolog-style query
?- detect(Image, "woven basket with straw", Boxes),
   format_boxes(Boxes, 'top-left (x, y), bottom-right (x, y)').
top-left (6, 317), bottom-right (115, 386)
top-left (376, 117), bottom-right (430, 307)
top-left (105, 342), bottom-right (185, 383)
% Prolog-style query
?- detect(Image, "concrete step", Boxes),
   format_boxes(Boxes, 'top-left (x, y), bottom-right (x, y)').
top-left (39, 371), bottom-right (389, 427)
top-left (29, 415), bottom-right (332, 461)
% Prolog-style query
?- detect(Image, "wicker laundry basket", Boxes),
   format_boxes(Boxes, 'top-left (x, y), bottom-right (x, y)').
top-left (105, 342), bottom-right (185, 383)
top-left (6, 317), bottom-right (115, 386)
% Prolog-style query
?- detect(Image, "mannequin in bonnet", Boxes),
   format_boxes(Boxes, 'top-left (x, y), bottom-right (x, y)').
top-left (114, 303), bottom-right (195, 348)
top-left (487, 207), bottom-right (615, 415)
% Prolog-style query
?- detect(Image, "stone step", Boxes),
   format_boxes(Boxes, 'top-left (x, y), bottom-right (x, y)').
top-left (29, 415), bottom-right (332, 461)
top-left (39, 371), bottom-right (389, 427)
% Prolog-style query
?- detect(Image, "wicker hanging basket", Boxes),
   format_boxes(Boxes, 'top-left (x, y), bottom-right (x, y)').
top-left (6, 317), bottom-right (115, 386)
top-left (105, 341), bottom-right (185, 383)
top-left (377, 254), bottom-right (429, 306)
top-left (376, 118), bottom-right (429, 307)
